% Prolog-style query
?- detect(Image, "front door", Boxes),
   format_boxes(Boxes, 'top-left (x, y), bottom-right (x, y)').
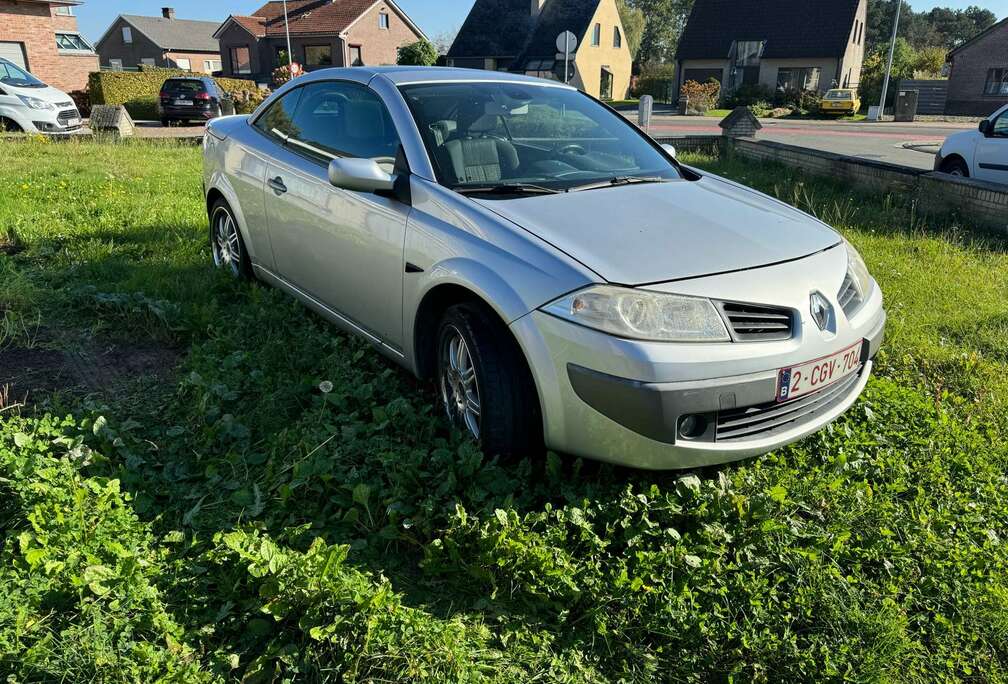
top-left (600, 67), bottom-right (613, 100)
top-left (262, 80), bottom-right (410, 349)
top-left (975, 108), bottom-right (1008, 185)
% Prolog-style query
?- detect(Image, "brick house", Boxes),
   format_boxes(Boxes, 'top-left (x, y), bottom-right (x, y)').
top-left (95, 8), bottom-right (222, 74)
top-left (945, 17), bottom-right (1008, 117)
top-left (447, 0), bottom-right (633, 101)
top-left (0, 0), bottom-right (97, 92)
top-left (675, 0), bottom-right (868, 98)
top-left (214, 0), bottom-right (426, 84)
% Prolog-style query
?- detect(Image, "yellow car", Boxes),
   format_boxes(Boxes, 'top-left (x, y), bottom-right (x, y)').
top-left (820, 89), bottom-right (861, 115)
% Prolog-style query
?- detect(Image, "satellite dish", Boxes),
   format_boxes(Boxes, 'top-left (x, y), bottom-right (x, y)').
top-left (556, 31), bottom-right (578, 54)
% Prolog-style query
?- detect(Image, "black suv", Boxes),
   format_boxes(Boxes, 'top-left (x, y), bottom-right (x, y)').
top-left (159, 76), bottom-right (225, 126)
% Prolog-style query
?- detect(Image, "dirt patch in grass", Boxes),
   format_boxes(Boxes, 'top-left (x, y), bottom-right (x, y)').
top-left (0, 232), bottom-right (23, 256)
top-left (0, 339), bottom-right (179, 409)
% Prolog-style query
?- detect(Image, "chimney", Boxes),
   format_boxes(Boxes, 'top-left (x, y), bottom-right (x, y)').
top-left (531, 0), bottom-right (546, 17)
top-left (162, 7), bottom-right (175, 20)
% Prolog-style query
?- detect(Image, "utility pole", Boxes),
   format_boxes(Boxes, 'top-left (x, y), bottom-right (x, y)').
top-left (874, 0), bottom-right (902, 121)
top-left (282, 0), bottom-right (293, 67)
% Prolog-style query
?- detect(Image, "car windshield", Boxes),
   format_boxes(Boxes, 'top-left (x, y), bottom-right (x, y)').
top-left (399, 81), bottom-right (680, 193)
top-left (0, 60), bottom-right (45, 88)
top-left (825, 90), bottom-right (852, 100)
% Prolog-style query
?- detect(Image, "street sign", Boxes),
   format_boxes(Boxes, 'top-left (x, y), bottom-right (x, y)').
top-left (556, 30), bottom-right (577, 84)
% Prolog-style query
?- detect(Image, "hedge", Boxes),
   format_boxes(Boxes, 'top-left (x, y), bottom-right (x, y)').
top-left (88, 68), bottom-right (262, 119)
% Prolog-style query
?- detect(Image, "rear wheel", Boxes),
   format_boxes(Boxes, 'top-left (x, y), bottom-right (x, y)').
top-left (436, 302), bottom-right (542, 457)
top-left (941, 157), bottom-right (969, 177)
top-left (209, 199), bottom-right (252, 279)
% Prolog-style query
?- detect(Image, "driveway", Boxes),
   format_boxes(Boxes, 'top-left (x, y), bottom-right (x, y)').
top-left (635, 113), bottom-right (976, 169)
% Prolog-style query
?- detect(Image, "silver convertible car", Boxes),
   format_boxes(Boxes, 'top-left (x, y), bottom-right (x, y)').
top-left (202, 67), bottom-right (885, 470)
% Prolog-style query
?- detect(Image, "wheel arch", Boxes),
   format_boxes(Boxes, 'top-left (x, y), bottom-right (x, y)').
top-left (939, 153), bottom-right (970, 176)
top-left (204, 177), bottom-right (259, 263)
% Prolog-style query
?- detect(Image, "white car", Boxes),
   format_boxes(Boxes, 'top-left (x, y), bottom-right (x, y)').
top-left (0, 58), bottom-right (82, 134)
top-left (935, 104), bottom-right (1008, 185)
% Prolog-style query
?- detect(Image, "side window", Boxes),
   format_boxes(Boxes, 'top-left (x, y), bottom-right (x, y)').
top-left (253, 88), bottom-right (304, 143)
top-left (286, 81), bottom-right (402, 166)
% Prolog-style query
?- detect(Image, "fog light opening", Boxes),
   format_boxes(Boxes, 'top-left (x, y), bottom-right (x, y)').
top-left (679, 414), bottom-right (709, 440)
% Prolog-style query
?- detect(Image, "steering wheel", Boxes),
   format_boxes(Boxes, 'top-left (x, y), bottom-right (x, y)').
top-left (558, 143), bottom-right (587, 156)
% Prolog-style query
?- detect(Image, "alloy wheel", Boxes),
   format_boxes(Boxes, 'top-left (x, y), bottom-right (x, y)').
top-left (211, 207), bottom-right (242, 276)
top-left (440, 327), bottom-right (481, 440)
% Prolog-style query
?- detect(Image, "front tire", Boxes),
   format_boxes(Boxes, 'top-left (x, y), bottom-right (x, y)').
top-left (941, 157), bottom-right (969, 177)
top-left (436, 303), bottom-right (542, 458)
top-left (209, 199), bottom-right (252, 279)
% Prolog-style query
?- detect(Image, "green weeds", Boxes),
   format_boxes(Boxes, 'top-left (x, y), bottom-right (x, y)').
top-left (1, 139), bottom-right (1007, 681)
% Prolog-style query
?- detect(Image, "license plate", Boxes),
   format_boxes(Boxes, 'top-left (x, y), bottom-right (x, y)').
top-left (66, 117), bottom-right (80, 127)
top-left (175, 99), bottom-right (193, 106)
top-left (776, 341), bottom-right (863, 402)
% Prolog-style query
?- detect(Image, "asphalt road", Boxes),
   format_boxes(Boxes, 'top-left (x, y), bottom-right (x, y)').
top-left (639, 114), bottom-right (976, 169)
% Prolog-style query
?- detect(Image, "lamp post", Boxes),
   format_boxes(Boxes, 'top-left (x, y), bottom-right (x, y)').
top-left (282, 0), bottom-right (293, 67)
top-left (874, 0), bottom-right (902, 121)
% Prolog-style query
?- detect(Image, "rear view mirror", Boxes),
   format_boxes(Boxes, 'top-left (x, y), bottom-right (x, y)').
top-left (328, 157), bottom-right (394, 193)
top-left (979, 119), bottom-right (990, 135)
top-left (661, 143), bottom-right (677, 159)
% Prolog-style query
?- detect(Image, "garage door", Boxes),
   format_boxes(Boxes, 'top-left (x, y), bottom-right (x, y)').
top-left (0, 41), bottom-right (27, 69)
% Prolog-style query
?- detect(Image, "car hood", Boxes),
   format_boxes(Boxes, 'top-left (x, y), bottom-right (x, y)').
top-left (473, 175), bottom-right (841, 285)
top-left (7, 84), bottom-right (72, 104)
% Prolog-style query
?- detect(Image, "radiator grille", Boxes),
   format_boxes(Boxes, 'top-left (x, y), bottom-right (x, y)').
top-left (718, 302), bottom-right (794, 341)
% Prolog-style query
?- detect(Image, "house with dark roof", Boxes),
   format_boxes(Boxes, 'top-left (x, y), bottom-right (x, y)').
top-left (945, 17), bottom-right (1008, 116)
top-left (675, 0), bottom-right (868, 99)
top-left (95, 8), bottom-right (222, 73)
top-left (213, 0), bottom-right (426, 83)
top-left (447, 0), bottom-right (632, 100)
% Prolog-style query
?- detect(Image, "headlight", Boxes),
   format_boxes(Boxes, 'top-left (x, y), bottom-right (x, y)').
top-left (17, 95), bottom-right (55, 111)
top-left (845, 240), bottom-right (873, 299)
top-left (542, 285), bottom-right (731, 342)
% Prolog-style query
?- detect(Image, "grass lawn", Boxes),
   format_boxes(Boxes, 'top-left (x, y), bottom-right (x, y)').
top-left (2, 138), bottom-right (1008, 682)
top-left (703, 108), bottom-right (732, 118)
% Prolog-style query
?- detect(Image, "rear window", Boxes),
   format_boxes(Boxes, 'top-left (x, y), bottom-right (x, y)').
top-left (163, 79), bottom-right (206, 96)
top-left (825, 90), bottom-right (852, 100)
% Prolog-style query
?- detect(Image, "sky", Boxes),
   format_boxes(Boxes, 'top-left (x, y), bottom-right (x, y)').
top-left (76, 0), bottom-right (1007, 44)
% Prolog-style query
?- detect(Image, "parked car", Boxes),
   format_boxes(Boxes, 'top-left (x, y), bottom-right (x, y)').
top-left (202, 67), bottom-right (886, 470)
top-left (159, 76), bottom-right (225, 126)
top-left (0, 57), bottom-right (82, 134)
top-left (935, 104), bottom-right (1008, 185)
top-left (820, 88), bottom-right (861, 115)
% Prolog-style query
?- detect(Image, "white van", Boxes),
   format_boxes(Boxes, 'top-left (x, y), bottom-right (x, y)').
top-left (0, 58), bottom-right (82, 133)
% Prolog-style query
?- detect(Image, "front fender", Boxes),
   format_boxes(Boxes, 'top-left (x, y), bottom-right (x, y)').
top-left (206, 169), bottom-right (259, 265)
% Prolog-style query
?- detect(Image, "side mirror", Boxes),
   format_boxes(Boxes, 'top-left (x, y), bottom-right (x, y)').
top-left (979, 119), bottom-right (990, 135)
top-left (661, 143), bottom-right (677, 159)
top-left (328, 157), bottom-right (394, 193)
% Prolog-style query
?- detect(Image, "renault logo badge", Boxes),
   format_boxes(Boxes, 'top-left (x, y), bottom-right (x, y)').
top-left (810, 292), bottom-right (832, 331)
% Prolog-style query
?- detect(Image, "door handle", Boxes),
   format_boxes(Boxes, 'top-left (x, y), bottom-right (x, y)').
top-left (268, 176), bottom-right (287, 194)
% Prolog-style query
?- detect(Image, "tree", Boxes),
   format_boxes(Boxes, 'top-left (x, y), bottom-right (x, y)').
top-left (859, 37), bottom-right (918, 107)
top-left (616, 0), bottom-right (646, 60)
top-left (397, 40), bottom-right (439, 66)
top-left (866, 0), bottom-right (997, 52)
top-left (625, 0), bottom-right (695, 64)
top-left (431, 28), bottom-right (459, 56)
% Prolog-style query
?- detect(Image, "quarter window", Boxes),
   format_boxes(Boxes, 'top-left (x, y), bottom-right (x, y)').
top-left (286, 81), bottom-right (402, 166)
top-left (984, 69), bottom-right (1008, 96)
top-left (254, 88), bottom-right (304, 142)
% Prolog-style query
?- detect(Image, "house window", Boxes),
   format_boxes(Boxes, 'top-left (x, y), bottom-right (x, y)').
top-left (728, 40), bottom-right (764, 90)
top-left (122, 26), bottom-right (132, 44)
top-left (984, 69), bottom-right (1008, 96)
top-left (55, 32), bottom-right (93, 52)
top-left (349, 45), bottom-right (363, 66)
top-left (524, 59), bottom-right (558, 80)
top-left (305, 45), bottom-right (333, 67)
top-left (175, 58), bottom-right (191, 70)
top-left (109, 59), bottom-right (123, 70)
top-left (379, 12), bottom-right (390, 29)
top-left (204, 59), bottom-right (221, 73)
top-left (592, 23), bottom-right (601, 46)
top-left (230, 46), bottom-right (252, 75)
top-left (54, 6), bottom-right (73, 15)
top-left (614, 26), bottom-right (622, 49)
top-left (141, 58), bottom-right (156, 66)
top-left (777, 67), bottom-right (821, 92)
top-left (857, 21), bottom-right (863, 45)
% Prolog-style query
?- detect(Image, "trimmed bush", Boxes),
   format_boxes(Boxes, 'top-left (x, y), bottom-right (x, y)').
top-left (88, 69), bottom-right (259, 112)
top-left (124, 96), bottom-right (158, 121)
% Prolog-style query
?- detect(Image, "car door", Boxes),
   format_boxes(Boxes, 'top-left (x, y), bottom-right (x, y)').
top-left (975, 108), bottom-right (1008, 185)
top-left (263, 80), bottom-right (411, 350)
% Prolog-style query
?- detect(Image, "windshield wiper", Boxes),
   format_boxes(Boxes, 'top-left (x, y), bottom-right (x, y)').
top-left (453, 183), bottom-right (563, 196)
top-left (569, 176), bottom-right (670, 192)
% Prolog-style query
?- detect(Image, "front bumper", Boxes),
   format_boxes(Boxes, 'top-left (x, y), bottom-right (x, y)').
top-left (511, 246), bottom-right (886, 469)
